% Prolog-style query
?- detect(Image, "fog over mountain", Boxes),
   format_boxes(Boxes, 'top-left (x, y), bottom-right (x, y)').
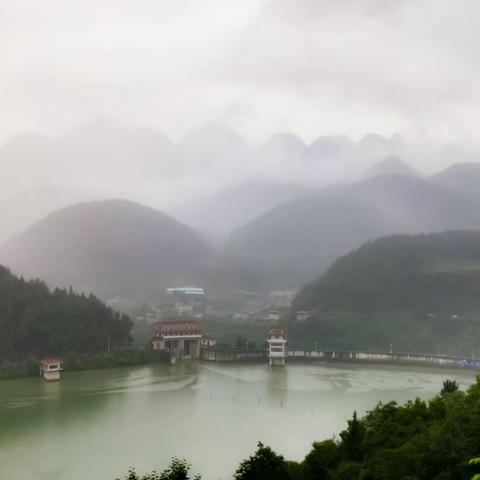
top-left (2, 117), bottom-right (480, 243)
top-left (4, 3), bottom-right (480, 479)
top-left (223, 173), bottom-right (480, 288)
top-left (365, 156), bottom-right (420, 178)
top-left (0, 186), bottom-right (100, 244)
top-left (174, 180), bottom-right (310, 238)
top-left (431, 162), bottom-right (480, 201)
top-left (2, 0), bottom-right (480, 295)
top-left (0, 200), bottom-right (211, 297)
top-left (6, 163), bottom-right (480, 297)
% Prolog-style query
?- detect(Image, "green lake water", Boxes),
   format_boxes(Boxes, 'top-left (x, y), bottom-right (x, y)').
top-left (0, 362), bottom-right (477, 480)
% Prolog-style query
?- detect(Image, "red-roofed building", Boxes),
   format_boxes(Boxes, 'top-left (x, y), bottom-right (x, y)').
top-left (152, 320), bottom-right (202, 363)
top-left (39, 358), bottom-right (63, 381)
top-left (267, 327), bottom-right (287, 367)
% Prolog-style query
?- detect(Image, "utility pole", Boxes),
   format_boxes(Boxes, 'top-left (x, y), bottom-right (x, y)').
top-left (389, 343), bottom-right (393, 354)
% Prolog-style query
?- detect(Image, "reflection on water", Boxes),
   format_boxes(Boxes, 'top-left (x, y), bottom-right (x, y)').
top-left (0, 362), bottom-right (476, 480)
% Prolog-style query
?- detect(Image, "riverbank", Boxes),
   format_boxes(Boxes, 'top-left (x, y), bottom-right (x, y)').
top-left (3, 345), bottom-right (480, 381)
top-left (0, 348), bottom-right (168, 380)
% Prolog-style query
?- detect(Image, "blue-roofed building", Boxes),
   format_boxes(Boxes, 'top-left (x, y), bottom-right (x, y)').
top-left (167, 287), bottom-right (206, 314)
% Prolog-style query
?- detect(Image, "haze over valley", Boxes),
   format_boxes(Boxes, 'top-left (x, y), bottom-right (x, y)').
top-left (2, 133), bottom-right (480, 297)
top-left (3, 2), bottom-right (480, 479)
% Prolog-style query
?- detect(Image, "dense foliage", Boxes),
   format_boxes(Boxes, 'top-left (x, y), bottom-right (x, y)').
top-left (0, 265), bottom-right (132, 363)
top-left (122, 378), bottom-right (480, 480)
top-left (117, 458), bottom-right (201, 480)
top-left (291, 232), bottom-right (480, 356)
top-left (63, 348), bottom-right (166, 371)
top-left (0, 349), bottom-right (164, 379)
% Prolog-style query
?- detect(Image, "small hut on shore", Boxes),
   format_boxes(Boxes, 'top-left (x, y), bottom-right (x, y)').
top-left (39, 358), bottom-right (63, 381)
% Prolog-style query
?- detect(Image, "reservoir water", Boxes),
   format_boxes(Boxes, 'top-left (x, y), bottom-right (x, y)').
top-left (0, 362), bottom-right (477, 480)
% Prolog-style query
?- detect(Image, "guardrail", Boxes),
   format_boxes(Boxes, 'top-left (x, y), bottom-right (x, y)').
top-left (287, 350), bottom-right (480, 369)
top-left (199, 345), bottom-right (480, 369)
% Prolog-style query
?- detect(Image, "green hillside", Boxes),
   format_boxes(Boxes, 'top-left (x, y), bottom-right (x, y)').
top-left (290, 231), bottom-right (480, 356)
top-left (0, 265), bottom-right (131, 364)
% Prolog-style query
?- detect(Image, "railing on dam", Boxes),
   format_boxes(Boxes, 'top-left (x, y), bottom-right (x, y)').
top-left (200, 346), bottom-right (480, 369)
top-left (287, 349), bottom-right (480, 369)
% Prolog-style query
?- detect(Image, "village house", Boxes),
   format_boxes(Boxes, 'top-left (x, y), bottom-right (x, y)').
top-left (296, 310), bottom-right (310, 322)
top-left (265, 310), bottom-right (281, 322)
top-left (200, 335), bottom-right (217, 348)
top-left (167, 287), bottom-right (206, 315)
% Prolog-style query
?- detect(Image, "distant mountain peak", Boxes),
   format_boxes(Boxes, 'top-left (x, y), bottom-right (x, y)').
top-left (431, 162), bottom-right (480, 199)
top-left (358, 132), bottom-right (390, 147)
top-left (366, 156), bottom-right (419, 178)
top-left (261, 133), bottom-right (307, 154)
top-left (181, 122), bottom-right (246, 146)
top-left (434, 161), bottom-right (480, 177)
top-left (307, 135), bottom-right (353, 159)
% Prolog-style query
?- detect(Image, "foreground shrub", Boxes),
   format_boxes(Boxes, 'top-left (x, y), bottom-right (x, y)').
top-left (117, 458), bottom-right (201, 480)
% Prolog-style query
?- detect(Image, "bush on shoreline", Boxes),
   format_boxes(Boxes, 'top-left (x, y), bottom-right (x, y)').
top-left (0, 358), bottom-right (39, 379)
top-left (0, 348), bottom-right (168, 380)
top-left (64, 348), bottom-right (167, 371)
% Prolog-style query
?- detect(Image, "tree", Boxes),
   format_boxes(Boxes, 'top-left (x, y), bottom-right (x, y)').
top-left (235, 336), bottom-right (248, 350)
top-left (339, 411), bottom-right (365, 462)
top-left (0, 265), bottom-right (132, 363)
top-left (469, 458), bottom-right (480, 480)
top-left (441, 380), bottom-right (459, 395)
top-left (234, 442), bottom-right (291, 480)
top-left (302, 440), bottom-right (340, 480)
top-left (117, 458), bottom-right (201, 480)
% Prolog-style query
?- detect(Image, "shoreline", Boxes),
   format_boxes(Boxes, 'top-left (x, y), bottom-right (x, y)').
top-left (3, 347), bottom-right (480, 382)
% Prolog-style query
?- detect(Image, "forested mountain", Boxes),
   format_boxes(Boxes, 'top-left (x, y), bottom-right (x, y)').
top-left (0, 265), bottom-right (131, 362)
top-left (223, 174), bottom-right (480, 289)
top-left (291, 231), bottom-right (480, 356)
top-left (0, 200), bottom-right (211, 297)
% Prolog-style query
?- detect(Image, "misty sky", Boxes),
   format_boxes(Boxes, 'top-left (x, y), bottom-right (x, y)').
top-left (2, 0), bottom-right (480, 145)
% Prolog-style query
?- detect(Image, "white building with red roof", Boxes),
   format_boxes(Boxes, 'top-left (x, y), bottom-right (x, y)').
top-left (39, 358), bottom-right (63, 381)
top-left (267, 327), bottom-right (287, 367)
top-left (152, 319), bottom-right (202, 363)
